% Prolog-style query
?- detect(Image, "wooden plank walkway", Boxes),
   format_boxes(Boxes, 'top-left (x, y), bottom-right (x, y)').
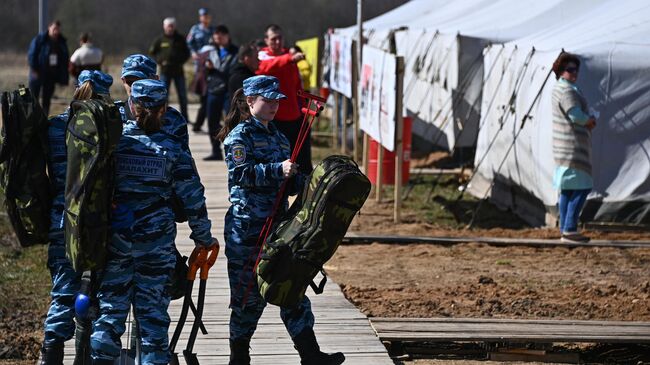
top-left (344, 233), bottom-right (650, 249)
top-left (63, 106), bottom-right (392, 364)
top-left (371, 317), bottom-right (650, 344)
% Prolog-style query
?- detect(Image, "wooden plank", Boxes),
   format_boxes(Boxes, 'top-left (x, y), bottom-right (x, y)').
top-left (371, 317), bottom-right (650, 344)
top-left (343, 233), bottom-right (650, 249)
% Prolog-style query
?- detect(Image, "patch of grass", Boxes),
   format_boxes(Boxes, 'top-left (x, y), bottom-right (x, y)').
top-left (495, 259), bottom-right (512, 266)
top-left (0, 216), bottom-right (50, 360)
top-left (379, 174), bottom-right (530, 230)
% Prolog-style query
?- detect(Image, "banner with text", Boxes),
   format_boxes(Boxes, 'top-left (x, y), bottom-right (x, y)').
top-left (329, 33), bottom-right (353, 98)
top-left (360, 46), bottom-right (397, 151)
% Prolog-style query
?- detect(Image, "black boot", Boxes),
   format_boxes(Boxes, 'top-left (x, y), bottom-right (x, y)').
top-left (39, 342), bottom-right (64, 365)
top-left (293, 328), bottom-right (345, 365)
top-left (229, 338), bottom-right (251, 365)
top-left (73, 318), bottom-right (92, 365)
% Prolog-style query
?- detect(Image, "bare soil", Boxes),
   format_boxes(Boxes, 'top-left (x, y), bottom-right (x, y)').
top-left (328, 199), bottom-right (650, 322)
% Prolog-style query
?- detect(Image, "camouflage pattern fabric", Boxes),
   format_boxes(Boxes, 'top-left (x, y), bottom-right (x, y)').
top-left (257, 155), bottom-right (371, 307)
top-left (90, 118), bottom-right (213, 364)
top-left (77, 70), bottom-right (113, 95)
top-left (186, 23), bottom-right (216, 55)
top-left (0, 87), bottom-right (51, 247)
top-left (242, 75), bottom-right (287, 100)
top-left (130, 79), bottom-right (167, 108)
top-left (121, 54), bottom-right (157, 79)
top-left (43, 109), bottom-right (81, 345)
top-left (223, 117), bottom-right (312, 341)
top-left (64, 99), bottom-right (123, 272)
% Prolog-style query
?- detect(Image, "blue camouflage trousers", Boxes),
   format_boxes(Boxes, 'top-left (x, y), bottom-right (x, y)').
top-left (90, 216), bottom-right (176, 365)
top-left (225, 214), bottom-right (315, 341)
top-left (44, 230), bottom-right (80, 345)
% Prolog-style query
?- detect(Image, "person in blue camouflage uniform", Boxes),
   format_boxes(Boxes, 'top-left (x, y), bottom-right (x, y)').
top-left (119, 54), bottom-right (189, 146)
top-left (187, 7), bottom-right (216, 131)
top-left (40, 70), bottom-right (114, 365)
top-left (222, 76), bottom-right (344, 365)
top-left (90, 79), bottom-right (217, 365)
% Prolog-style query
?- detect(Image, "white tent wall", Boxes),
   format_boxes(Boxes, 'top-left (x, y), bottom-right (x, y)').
top-left (386, 0), bottom-right (599, 154)
top-left (396, 31), bottom-right (486, 152)
top-left (473, 0), bottom-right (650, 226)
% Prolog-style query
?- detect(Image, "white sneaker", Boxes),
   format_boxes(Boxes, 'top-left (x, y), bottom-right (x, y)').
top-left (561, 231), bottom-right (590, 243)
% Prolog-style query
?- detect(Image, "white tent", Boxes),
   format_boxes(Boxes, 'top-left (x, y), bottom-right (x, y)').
top-left (473, 0), bottom-right (650, 225)
top-left (393, 0), bottom-right (601, 152)
top-left (333, 0), bottom-right (602, 153)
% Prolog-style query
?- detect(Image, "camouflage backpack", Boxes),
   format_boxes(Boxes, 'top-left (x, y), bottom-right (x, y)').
top-left (257, 155), bottom-right (371, 307)
top-left (0, 87), bottom-right (51, 247)
top-left (64, 98), bottom-right (123, 272)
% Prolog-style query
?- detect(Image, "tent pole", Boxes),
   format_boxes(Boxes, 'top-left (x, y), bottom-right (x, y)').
top-left (39, 0), bottom-right (48, 33)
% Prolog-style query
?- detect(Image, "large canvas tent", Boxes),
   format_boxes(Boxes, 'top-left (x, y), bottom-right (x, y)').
top-left (333, 0), bottom-right (599, 153)
top-left (473, 0), bottom-right (650, 226)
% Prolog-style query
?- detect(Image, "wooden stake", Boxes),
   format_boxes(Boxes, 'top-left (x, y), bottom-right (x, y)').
top-left (332, 90), bottom-right (340, 150)
top-left (394, 57), bottom-right (405, 223)
top-left (341, 97), bottom-right (349, 154)
top-left (376, 142), bottom-right (383, 202)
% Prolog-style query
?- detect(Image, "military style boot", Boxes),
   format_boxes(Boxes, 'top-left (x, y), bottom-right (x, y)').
top-left (39, 342), bottom-right (64, 365)
top-left (229, 338), bottom-right (251, 365)
top-left (293, 328), bottom-right (345, 365)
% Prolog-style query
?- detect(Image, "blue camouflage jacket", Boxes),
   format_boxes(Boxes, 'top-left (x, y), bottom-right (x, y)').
top-left (47, 110), bottom-right (69, 233)
top-left (224, 117), bottom-right (304, 223)
top-left (114, 120), bottom-right (212, 245)
top-left (118, 100), bottom-right (189, 147)
top-left (186, 23), bottom-right (216, 55)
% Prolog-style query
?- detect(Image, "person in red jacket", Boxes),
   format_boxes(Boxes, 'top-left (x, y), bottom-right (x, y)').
top-left (257, 24), bottom-right (312, 174)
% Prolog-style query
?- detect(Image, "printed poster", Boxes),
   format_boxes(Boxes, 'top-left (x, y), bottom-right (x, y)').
top-left (359, 46), bottom-right (397, 151)
top-left (329, 33), bottom-right (353, 98)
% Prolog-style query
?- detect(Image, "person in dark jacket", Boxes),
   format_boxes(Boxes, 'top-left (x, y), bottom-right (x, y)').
top-left (227, 42), bottom-right (259, 97)
top-left (28, 20), bottom-right (70, 116)
top-left (149, 17), bottom-right (191, 120)
top-left (203, 25), bottom-right (238, 161)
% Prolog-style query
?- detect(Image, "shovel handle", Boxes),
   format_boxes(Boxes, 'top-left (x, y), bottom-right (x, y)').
top-left (200, 244), bottom-right (219, 280)
top-left (187, 246), bottom-right (207, 281)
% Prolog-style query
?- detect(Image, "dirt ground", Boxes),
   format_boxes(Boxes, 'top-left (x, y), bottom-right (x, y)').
top-left (331, 200), bottom-right (650, 320)
top-left (349, 199), bottom-right (650, 241)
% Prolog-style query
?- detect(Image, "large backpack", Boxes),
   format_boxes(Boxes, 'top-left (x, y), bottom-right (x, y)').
top-left (0, 87), bottom-right (51, 247)
top-left (64, 98), bottom-right (123, 272)
top-left (256, 155), bottom-right (371, 307)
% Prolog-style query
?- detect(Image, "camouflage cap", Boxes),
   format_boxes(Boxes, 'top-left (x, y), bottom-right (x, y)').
top-left (77, 70), bottom-right (113, 95)
top-left (130, 79), bottom-right (168, 108)
top-left (243, 75), bottom-right (287, 100)
top-left (121, 54), bottom-right (157, 79)
top-left (198, 7), bottom-right (209, 15)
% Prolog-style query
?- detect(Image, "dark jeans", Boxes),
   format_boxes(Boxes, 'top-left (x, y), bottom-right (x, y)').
top-left (272, 117), bottom-right (313, 175)
top-left (160, 74), bottom-right (188, 121)
top-left (558, 189), bottom-right (590, 233)
top-left (29, 77), bottom-right (56, 116)
top-left (194, 94), bottom-right (207, 130)
top-left (206, 90), bottom-right (226, 157)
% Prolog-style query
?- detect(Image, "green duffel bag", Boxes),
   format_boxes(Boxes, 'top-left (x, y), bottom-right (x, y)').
top-left (64, 98), bottom-right (122, 272)
top-left (257, 155), bottom-right (371, 308)
top-left (0, 87), bottom-right (51, 247)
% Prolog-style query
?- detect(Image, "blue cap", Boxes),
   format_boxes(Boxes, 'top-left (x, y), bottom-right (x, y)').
top-left (243, 75), bottom-right (286, 100)
top-left (198, 8), bottom-right (209, 16)
top-left (130, 79), bottom-right (168, 108)
top-left (77, 70), bottom-right (113, 95)
top-left (121, 54), bottom-right (157, 79)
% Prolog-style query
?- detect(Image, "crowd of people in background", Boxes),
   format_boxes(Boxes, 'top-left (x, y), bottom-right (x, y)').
top-left (27, 7), bottom-right (314, 166)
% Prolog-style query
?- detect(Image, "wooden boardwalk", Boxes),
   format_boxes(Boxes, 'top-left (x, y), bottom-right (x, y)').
top-left (63, 114), bottom-right (392, 364)
top-left (371, 317), bottom-right (650, 343)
